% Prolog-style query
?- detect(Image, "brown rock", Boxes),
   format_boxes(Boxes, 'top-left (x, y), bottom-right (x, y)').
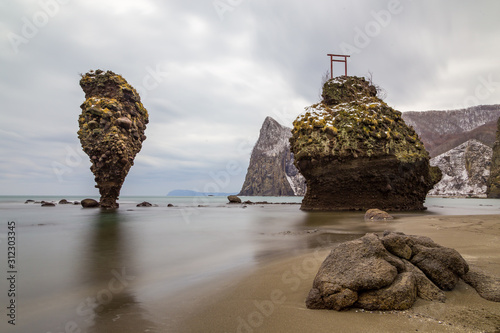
top-left (81, 198), bottom-right (100, 208)
top-left (306, 231), bottom-right (475, 312)
top-left (290, 76), bottom-right (441, 211)
top-left (462, 265), bottom-right (500, 302)
top-left (364, 209), bottom-right (394, 221)
top-left (227, 195), bottom-right (242, 203)
top-left (77, 70), bottom-right (148, 209)
top-left (356, 272), bottom-right (417, 310)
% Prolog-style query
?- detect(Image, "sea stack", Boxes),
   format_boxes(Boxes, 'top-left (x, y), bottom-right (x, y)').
top-left (289, 76), bottom-right (441, 211)
top-left (78, 70), bottom-right (149, 208)
top-left (487, 117), bottom-right (500, 198)
top-left (239, 116), bottom-right (306, 196)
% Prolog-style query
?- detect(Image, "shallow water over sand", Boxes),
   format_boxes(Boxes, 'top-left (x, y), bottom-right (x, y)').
top-left (0, 196), bottom-right (499, 332)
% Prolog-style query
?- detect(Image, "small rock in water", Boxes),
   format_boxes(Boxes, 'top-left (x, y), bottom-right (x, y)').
top-left (41, 202), bottom-right (56, 207)
top-left (227, 195), bottom-right (242, 203)
top-left (59, 199), bottom-right (70, 204)
top-left (365, 209), bottom-right (394, 221)
top-left (81, 198), bottom-right (100, 208)
top-left (136, 201), bottom-right (153, 207)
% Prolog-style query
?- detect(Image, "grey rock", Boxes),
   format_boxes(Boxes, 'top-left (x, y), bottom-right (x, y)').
top-left (239, 116), bottom-right (306, 196)
top-left (356, 272), bottom-right (417, 310)
top-left (402, 259), bottom-right (446, 302)
top-left (306, 231), bottom-right (474, 312)
top-left (462, 265), bottom-right (500, 302)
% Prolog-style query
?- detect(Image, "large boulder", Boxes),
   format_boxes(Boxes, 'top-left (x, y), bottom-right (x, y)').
top-left (290, 76), bottom-right (441, 211)
top-left (305, 231), bottom-right (473, 311)
top-left (78, 70), bottom-right (149, 209)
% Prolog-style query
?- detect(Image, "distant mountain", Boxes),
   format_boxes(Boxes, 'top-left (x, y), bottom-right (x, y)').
top-left (167, 190), bottom-right (237, 197)
top-left (402, 105), bottom-right (500, 157)
top-left (429, 140), bottom-right (492, 196)
top-left (239, 116), bottom-right (306, 196)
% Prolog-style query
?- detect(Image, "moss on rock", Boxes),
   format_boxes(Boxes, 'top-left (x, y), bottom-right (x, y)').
top-left (78, 70), bottom-right (149, 208)
top-left (290, 76), bottom-right (440, 211)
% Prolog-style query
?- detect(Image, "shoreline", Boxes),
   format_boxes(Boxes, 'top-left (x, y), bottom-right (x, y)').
top-left (171, 213), bottom-right (500, 333)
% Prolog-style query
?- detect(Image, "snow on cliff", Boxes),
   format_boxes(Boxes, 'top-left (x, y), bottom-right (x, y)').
top-left (429, 139), bottom-right (492, 196)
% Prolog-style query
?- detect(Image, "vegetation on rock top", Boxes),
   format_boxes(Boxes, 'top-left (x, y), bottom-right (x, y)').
top-left (290, 76), bottom-right (429, 163)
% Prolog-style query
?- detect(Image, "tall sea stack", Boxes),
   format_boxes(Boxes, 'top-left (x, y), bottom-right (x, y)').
top-left (78, 70), bottom-right (149, 208)
top-left (487, 117), bottom-right (500, 198)
top-left (290, 76), bottom-right (441, 211)
top-left (239, 116), bottom-right (306, 196)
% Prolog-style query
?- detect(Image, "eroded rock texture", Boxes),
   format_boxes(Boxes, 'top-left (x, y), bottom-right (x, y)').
top-left (239, 116), bottom-right (306, 196)
top-left (290, 76), bottom-right (441, 211)
top-left (78, 70), bottom-right (148, 208)
top-left (306, 232), bottom-right (471, 311)
top-left (487, 117), bottom-right (500, 198)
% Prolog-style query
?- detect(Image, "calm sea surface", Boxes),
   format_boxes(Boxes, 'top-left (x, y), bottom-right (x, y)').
top-left (1, 195), bottom-right (499, 332)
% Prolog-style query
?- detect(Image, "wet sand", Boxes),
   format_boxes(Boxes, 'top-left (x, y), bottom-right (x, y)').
top-left (173, 214), bottom-right (500, 333)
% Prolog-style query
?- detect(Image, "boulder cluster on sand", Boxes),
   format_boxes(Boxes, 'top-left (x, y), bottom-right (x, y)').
top-left (306, 231), bottom-right (499, 311)
top-left (78, 70), bottom-right (148, 209)
top-left (290, 76), bottom-right (441, 211)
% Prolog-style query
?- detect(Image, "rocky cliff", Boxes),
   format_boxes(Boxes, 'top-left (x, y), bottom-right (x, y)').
top-left (239, 116), bottom-right (306, 196)
top-left (487, 117), bottom-right (500, 198)
top-left (429, 140), bottom-right (492, 196)
top-left (402, 105), bottom-right (500, 157)
top-left (290, 76), bottom-right (441, 211)
top-left (78, 70), bottom-right (149, 208)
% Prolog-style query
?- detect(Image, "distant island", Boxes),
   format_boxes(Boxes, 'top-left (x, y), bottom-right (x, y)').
top-left (167, 190), bottom-right (238, 197)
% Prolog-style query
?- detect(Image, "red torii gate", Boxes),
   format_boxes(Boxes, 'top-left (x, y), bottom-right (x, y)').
top-left (327, 54), bottom-right (350, 79)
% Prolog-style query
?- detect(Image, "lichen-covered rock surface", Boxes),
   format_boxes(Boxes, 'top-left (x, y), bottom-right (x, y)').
top-left (78, 70), bottom-right (148, 208)
top-left (290, 76), bottom-right (441, 211)
top-left (487, 117), bottom-right (500, 198)
top-left (306, 231), bottom-right (472, 311)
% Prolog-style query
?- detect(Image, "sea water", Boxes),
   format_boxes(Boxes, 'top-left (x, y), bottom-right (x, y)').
top-left (0, 196), bottom-right (499, 332)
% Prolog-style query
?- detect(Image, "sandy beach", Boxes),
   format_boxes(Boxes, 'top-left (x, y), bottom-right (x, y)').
top-left (173, 213), bottom-right (500, 333)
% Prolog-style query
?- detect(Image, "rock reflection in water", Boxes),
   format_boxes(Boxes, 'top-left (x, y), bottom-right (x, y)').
top-left (84, 211), bottom-right (157, 333)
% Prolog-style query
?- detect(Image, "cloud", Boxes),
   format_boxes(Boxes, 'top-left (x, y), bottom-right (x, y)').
top-left (1, 0), bottom-right (500, 195)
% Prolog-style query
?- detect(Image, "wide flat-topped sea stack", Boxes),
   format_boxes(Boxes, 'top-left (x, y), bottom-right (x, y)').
top-left (290, 76), bottom-right (441, 211)
top-left (78, 70), bottom-right (149, 208)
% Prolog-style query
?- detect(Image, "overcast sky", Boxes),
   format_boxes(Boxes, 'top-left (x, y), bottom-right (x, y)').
top-left (1, 0), bottom-right (500, 196)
